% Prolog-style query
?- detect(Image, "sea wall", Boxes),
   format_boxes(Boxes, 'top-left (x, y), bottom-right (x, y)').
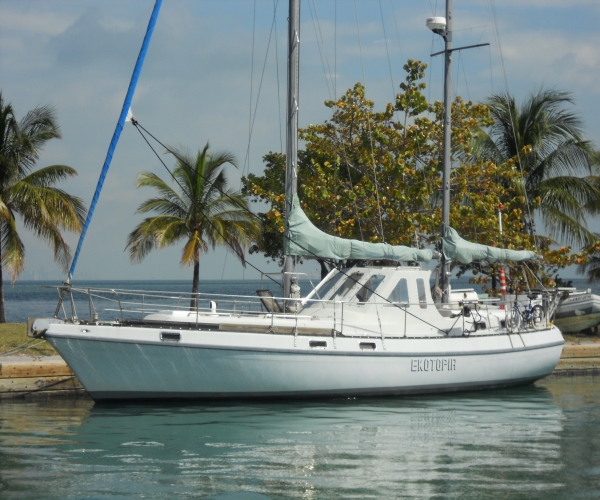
top-left (0, 356), bottom-right (87, 400)
top-left (553, 343), bottom-right (600, 376)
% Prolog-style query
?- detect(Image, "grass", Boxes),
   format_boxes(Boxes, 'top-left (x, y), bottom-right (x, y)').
top-left (0, 323), bottom-right (58, 357)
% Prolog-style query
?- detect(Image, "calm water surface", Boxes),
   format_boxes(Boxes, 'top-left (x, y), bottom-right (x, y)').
top-left (1, 376), bottom-right (599, 499)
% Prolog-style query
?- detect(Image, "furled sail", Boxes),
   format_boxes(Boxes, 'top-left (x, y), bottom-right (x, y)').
top-left (442, 226), bottom-right (538, 264)
top-left (284, 195), bottom-right (434, 262)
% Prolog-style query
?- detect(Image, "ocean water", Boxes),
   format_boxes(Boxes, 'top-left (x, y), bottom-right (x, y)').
top-left (3, 279), bottom-right (284, 324)
top-left (0, 376), bottom-right (598, 499)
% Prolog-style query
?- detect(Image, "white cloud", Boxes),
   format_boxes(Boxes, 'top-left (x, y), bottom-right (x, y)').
top-left (0, 8), bottom-right (75, 36)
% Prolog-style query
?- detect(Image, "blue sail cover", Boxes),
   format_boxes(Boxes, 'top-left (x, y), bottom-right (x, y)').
top-left (284, 195), bottom-right (434, 262)
top-left (68, 0), bottom-right (163, 279)
top-left (442, 226), bottom-right (538, 264)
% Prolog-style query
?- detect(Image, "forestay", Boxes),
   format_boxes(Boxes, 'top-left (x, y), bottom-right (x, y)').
top-left (284, 195), bottom-right (434, 262)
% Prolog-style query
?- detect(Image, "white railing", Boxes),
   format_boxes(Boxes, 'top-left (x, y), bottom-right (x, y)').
top-left (46, 284), bottom-right (562, 337)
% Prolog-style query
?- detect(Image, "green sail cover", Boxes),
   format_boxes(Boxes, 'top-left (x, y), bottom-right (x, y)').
top-left (442, 226), bottom-right (537, 264)
top-left (284, 195), bottom-right (434, 262)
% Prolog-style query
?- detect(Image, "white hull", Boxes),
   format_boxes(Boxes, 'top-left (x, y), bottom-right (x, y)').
top-left (38, 266), bottom-right (564, 401)
top-left (45, 322), bottom-right (563, 401)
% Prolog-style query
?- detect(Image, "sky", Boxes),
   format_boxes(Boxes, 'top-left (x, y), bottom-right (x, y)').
top-left (1, 0), bottom-right (599, 284)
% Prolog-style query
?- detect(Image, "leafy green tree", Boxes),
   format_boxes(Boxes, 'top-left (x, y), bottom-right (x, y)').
top-left (0, 92), bottom-right (86, 322)
top-left (244, 61), bottom-right (586, 291)
top-left (126, 143), bottom-right (261, 306)
top-left (468, 89), bottom-right (600, 247)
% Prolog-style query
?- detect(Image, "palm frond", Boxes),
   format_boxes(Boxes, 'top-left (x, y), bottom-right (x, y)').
top-left (539, 205), bottom-right (597, 247)
top-left (21, 164), bottom-right (79, 187)
top-left (1, 215), bottom-right (25, 282)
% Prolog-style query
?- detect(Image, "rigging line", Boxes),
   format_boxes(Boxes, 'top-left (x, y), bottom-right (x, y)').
top-left (248, 0), bottom-right (256, 162)
top-left (333, 153), bottom-right (338, 235)
top-left (312, 0), bottom-right (336, 96)
top-left (487, 0), bottom-right (536, 241)
top-left (389, 0), bottom-right (404, 65)
top-left (428, 34), bottom-right (435, 104)
top-left (132, 119), bottom-right (450, 333)
top-left (307, 0), bottom-right (335, 100)
top-left (131, 120), bottom-right (281, 288)
top-left (488, 44), bottom-right (494, 94)
top-left (453, 51), bottom-right (460, 101)
top-left (459, 54), bottom-right (466, 101)
top-left (273, 0), bottom-right (283, 153)
top-left (378, 0), bottom-right (396, 106)
top-left (242, 1), bottom-right (280, 179)
top-left (306, 1), bottom-right (331, 99)
top-left (353, 0), bottom-right (386, 243)
top-left (219, 251), bottom-right (228, 291)
top-left (334, 0), bottom-right (337, 99)
top-left (476, 25), bottom-right (487, 45)
top-left (459, 52), bottom-right (471, 102)
top-left (338, 142), bottom-right (365, 240)
top-left (315, 3), bottom-right (365, 241)
top-left (330, 129), bottom-right (368, 240)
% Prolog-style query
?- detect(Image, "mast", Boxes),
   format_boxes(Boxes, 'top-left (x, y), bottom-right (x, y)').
top-left (441, 0), bottom-right (453, 304)
top-left (427, 2), bottom-right (453, 303)
top-left (428, 0), bottom-right (489, 303)
top-left (283, 0), bottom-right (300, 299)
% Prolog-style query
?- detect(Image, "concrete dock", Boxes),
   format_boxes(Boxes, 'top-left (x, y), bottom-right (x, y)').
top-left (0, 355), bottom-right (87, 399)
top-left (553, 342), bottom-right (600, 375)
top-left (1, 342), bottom-right (598, 399)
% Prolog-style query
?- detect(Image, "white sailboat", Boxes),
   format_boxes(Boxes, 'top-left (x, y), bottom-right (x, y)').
top-left (31, 0), bottom-right (564, 401)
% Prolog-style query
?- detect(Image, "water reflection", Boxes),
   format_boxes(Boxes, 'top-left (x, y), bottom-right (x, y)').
top-left (0, 377), bottom-right (598, 499)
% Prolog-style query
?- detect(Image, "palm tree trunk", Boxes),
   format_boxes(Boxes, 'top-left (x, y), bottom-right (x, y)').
top-left (190, 260), bottom-right (200, 310)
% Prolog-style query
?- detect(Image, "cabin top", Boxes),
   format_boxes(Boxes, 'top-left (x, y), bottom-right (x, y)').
top-left (303, 266), bottom-right (434, 311)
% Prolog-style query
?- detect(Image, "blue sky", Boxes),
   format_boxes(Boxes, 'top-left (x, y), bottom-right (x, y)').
top-left (1, 0), bottom-right (599, 282)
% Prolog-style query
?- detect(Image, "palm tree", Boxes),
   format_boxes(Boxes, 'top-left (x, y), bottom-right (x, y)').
top-left (126, 143), bottom-right (261, 307)
top-left (469, 89), bottom-right (600, 247)
top-left (0, 92), bottom-right (86, 322)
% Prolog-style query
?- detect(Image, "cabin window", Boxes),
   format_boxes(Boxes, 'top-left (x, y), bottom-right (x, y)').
top-left (313, 272), bottom-right (344, 300)
top-left (388, 278), bottom-right (410, 307)
top-left (356, 274), bottom-right (385, 303)
top-left (417, 278), bottom-right (427, 309)
top-left (331, 272), bottom-right (364, 300)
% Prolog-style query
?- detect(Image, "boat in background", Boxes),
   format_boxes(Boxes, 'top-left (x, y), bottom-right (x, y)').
top-left (554, 289), bottom-right (600, 333)
top-left (453, 286), bottom-right (600, 334)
